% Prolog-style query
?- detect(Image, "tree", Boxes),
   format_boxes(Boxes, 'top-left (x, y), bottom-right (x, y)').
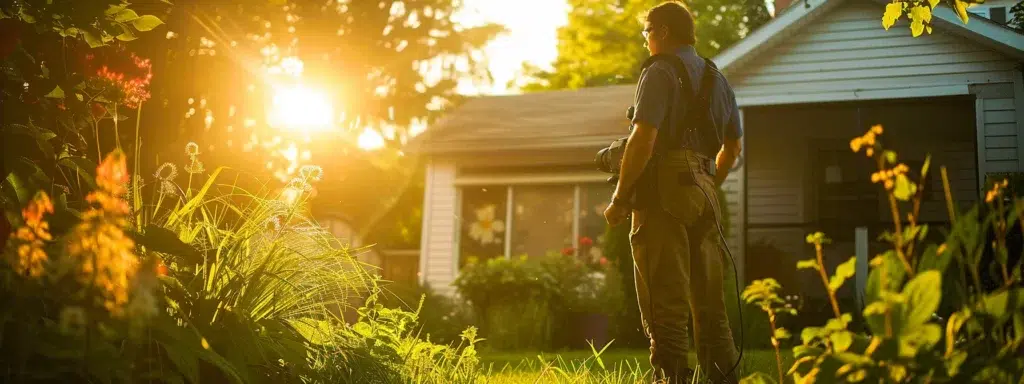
top-left (1010, 1), bottom-right (1024, 32)
top-left (124, 0), bottom-right (504, 236)
top-left (517, 0), bottom-right (757, 91)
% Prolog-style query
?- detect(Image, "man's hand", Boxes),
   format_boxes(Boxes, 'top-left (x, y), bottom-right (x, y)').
top-left (604, 200), bottom-right (630, 227)
top-left (714, 137), bottom-right (742, 186)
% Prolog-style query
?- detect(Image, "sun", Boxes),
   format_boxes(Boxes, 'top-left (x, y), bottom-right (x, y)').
top-left (266, 85), bottom-right (334, 133)
top-left (357, 128), bottom-right (386, 150)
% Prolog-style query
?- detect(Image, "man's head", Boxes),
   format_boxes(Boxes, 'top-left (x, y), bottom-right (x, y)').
top-left (643, 1), bottom-right (697, 55)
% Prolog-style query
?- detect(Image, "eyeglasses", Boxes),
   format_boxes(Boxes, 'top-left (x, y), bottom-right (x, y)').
top-left (642, 27), bottom-right (654, 38)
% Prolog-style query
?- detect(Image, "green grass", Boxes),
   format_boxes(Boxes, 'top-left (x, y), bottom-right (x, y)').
top-left (477, 348), bottom-right (795, 383)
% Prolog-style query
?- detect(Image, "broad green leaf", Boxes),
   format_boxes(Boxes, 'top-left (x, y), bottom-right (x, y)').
top-left (801, 326), bottom-right (824, 344)
top-left (44, 85), bottom-right (64, 98)
top-left (893, 174), bottom-right (917, 201)
top-left (774, 328), bottom-right (791, 340)
top-left (980, 288), bottom-right (1024, 322)
top-left (829, 256), bottom-right (857, 290)
top-left (132, 15), bottom-right (164, 31)
top-left (116, 24), bottom-right (137, 41)
top-left (114, 8), bottom-right (139, 22)
top-left (797, 259), bottom-right (820, 270)
top-left (105, 4), bottom-right (128, 15)
top-left (130, 224), bottom-right (203, 264)
top-left (917, 244), bottom-right (952, 273)
top-left (83, 31), bottom-right (104, 48)
top-left (792, 345), bottom-right (824, 358)
top-left (901, 270), bottom-right (941, 327)
top-left (830, 331), bottom-right (853, 352)
top-left (882, 2), bottom-right (903, 29)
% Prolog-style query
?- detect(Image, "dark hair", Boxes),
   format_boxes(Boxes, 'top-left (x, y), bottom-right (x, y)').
top-left (645, 1), bottom-right (697, 46)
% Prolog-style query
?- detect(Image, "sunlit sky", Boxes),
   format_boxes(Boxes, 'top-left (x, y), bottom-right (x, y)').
top-left (452, 0), bottom-right (571, 95)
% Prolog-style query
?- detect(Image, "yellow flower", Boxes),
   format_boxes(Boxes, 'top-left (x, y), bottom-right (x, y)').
top-left (850, 137), bottom-right (863, 153)
top-left (871, 125), bottom-right (884, 135)
top-left (884, 179), bottom-right (894, 190)
top-left (866, 148), bottom-right (874, 157)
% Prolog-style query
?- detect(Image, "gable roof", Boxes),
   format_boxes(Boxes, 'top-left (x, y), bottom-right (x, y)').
top-left (716, 0), bottom-right (1024, 76)
top-left (413, 0), bottom-right (1024, 155)
top-left (410, 85), bottom-right (635, 154)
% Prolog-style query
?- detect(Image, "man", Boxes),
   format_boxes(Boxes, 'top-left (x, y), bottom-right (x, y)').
top-left (603, 2), bottom-right (743, 383)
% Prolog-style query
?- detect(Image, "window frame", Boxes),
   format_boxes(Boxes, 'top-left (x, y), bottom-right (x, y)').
top-left (454, 176), bottom-right (612, 268)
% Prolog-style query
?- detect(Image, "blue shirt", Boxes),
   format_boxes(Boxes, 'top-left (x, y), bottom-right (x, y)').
top-left (630, 46), bottom-right (743, 158)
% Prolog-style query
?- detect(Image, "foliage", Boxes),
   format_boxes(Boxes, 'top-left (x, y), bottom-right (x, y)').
top-left (1011, 1), bottom-right (1024, 32)
top-left (0, 1), bottom-right (164, 48)
top-left (378, 280), bottom-right (476, 346)
top-left (453, 252), bottom-right (626, 351)
top-left (881, 0), bottom-right (983, 37)
top-left (518, 0), bottom-right (759, 91)
top-left (740, 125), bottom-right (1024, 384)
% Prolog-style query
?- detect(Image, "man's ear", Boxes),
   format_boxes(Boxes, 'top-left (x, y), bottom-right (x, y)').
top-left (658, 26), bottom-right (670, 41)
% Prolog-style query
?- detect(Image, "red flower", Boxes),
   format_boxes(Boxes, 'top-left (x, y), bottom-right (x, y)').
top-left (156, 261), bottom-right (168, 276)
top-left (599, 257), bottom-right (609, 266)
top-left (561, 247), bottom-right (575, 256)
top-left (579, 236), bottom-right (593, 247)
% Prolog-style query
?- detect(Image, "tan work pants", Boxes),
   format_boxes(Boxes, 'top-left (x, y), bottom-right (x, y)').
top-left (629, 151), bottom-right (738, 384)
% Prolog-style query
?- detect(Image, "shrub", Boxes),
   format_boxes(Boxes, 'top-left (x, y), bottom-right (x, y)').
top-left (453, 251), bottom-right (625, 351)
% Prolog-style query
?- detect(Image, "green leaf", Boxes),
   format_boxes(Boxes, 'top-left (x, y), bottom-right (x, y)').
top-left (114, 9), bottom-right (139, 22)
top-left (166, 167), bottom-right (226, 226)
top-left (884, 150), bottom-right (898, 164)
top-left (130, 224), bottom-right (203, 264)
top-left (44, 85), bottom-right (64, 98)
top-left (921, 154), bottom-right (931, 179)
top-left (132, 15), bottom-right (164, 31)
top-left (774, 328), bottom-right (791, 340)
top-left (83, 31), bottom-right (104, 48)
top-left (917, 244), bottom-right (952, 273)
top-left (116, 24), bottom-right (137, 41)
top-left (57, 156), bottom-right (98, 190)
top-left (801, 326), bottom-right (825, 344)
top-left (830, 331), bottom-right (853, 352)
top-left (105, 4), bottom-right (128, 15)
top-left (901, 270), bottom-right (942, 327)
top-left (797, 259), bottom-right (820, 270)
top-left (893, 174), bottom-right (917, 201)
top-left (829, 256), bottom-right (857, 290)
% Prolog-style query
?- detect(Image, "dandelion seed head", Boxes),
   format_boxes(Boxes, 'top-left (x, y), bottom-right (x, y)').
top-left (185, 142), bottom-right (200, 157)
top-left (300, 165), bottom-right (323, 181)
top-left (185, 161), bottom-right (205, 174)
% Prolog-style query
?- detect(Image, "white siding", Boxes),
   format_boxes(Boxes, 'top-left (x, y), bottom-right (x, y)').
top-left (977, 86), bottom-right (1019, 174)
top-left (420, 161), bottom-right (458, 295)
top-left (730, 1), bottom-right (1020, 104)
top-left (722, 136), bottom-right (746, 282)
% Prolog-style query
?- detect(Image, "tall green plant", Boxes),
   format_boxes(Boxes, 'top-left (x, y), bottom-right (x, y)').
top-left (740, 125), bottom-right (1024, 384)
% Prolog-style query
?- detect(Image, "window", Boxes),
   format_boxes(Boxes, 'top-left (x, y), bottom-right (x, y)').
top-left (511, 185), bottom-right (575, 258)
top-left (458, 185), bottom-right (507, 267)
top-left (578, 183), bottom-right (615, 263)
top-left (457, 182), bottom-right (616, 266)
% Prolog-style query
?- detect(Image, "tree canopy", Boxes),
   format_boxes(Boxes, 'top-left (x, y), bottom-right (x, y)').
top-left (517, 0), bottom-right (770, 91)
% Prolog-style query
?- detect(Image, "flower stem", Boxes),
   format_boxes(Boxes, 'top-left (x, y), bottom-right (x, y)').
top-left (814, 243), bottom-right (842, 319)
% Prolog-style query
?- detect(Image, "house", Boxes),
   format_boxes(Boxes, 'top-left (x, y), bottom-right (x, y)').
top-left (410, 0), bottom-right (1024, 297)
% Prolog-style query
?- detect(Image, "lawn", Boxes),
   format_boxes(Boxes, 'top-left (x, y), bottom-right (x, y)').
top-left (478, 348), bottom-right (795, 383)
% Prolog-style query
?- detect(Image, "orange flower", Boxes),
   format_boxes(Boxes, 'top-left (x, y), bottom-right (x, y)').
top-left (62, 151), bottom-right (139, 315)
top-left (5, 191), bottom-right (53, 277)
top-left (96, 150), bottom-right (129, 195)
